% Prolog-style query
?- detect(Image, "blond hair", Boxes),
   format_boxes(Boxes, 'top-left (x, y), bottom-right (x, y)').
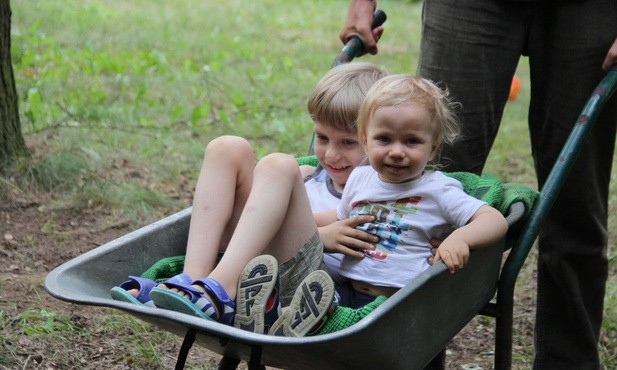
top-left (308, 62), bottom-right (388, 133)
top-left (357, 74), bottom-right (461, 160)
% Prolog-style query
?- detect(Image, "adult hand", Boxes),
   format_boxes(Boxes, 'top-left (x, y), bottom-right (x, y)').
top-left (602, 38), bottom-right (617, 71)
top-left (340, 0), bottom-right (382, 56)
top-left (319, 215), bottom-right (377, 258)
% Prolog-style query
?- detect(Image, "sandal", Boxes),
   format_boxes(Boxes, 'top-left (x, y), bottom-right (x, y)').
top-left (149, 277), bottom-right (235, 324)
top-left (110, 273), bottom-right (192, 307)
top-left (269, 270), bottom-right (336, 337)
top-left (234, 255), bottom-right (282, 334)
top-left (110, 276), bottom-right (157, 307)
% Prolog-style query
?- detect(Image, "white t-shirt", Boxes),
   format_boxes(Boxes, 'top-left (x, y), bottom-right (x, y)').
top-left (303, 166), bottom-right (345, 277)
top-left (337, 166), bottom-right (486, 288)
top-left (304, 165), bottom-right (340, 212)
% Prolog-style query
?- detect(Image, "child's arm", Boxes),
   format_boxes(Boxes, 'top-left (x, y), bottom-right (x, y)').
top-left (434, 205), bottom-right (508, 274)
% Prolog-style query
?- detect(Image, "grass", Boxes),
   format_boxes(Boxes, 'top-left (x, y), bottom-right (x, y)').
top-left (3, 0), bottom-right (616, 368)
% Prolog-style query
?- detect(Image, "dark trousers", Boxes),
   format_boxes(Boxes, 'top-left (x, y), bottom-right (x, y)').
top-left (418, 0), bottom-right (617, 368)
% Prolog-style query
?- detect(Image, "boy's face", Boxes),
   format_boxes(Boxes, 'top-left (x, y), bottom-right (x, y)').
top-left (313, 121), bottom-right (365, 193)
top-left (363, 104), bottom-right (437, 184)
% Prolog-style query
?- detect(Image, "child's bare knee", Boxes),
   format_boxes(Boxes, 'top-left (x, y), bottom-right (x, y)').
top-left (205, 136), bottom-right (253, 162)
top-left (255, 153), bottom-right (298, 177)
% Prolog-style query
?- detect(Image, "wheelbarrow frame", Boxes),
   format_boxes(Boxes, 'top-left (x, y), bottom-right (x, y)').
top-left (44, 202), bottom-right (523, 370)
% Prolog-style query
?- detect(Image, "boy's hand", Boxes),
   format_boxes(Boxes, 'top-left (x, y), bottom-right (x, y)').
top-left (432, 239), bottom-right (470, 274)
top-left (427, 238), bottom-right (441, 265)
top-left (319, 215), bottom-right (377, 259)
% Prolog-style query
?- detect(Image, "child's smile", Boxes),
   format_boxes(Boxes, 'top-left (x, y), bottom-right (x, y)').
top-left (364, 104), bottom-right (437, 184)
top-left (313, 122), bottom-right (366, 192)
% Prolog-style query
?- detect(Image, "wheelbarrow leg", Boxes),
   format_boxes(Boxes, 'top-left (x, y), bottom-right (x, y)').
top-left (248, 346), bottom-right (266, 370)
top-left (217, 356), bottom-right (241, 370)
top-left (423, 349), bottom-right (446, 370)
top-left (175, 328), bottom-right (197, 370)
top-left (494, 304), bottom-right (513, 370)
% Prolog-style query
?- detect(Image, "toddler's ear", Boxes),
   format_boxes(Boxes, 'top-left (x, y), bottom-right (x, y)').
top-left (361, 140), bottom-right (369, 154)
top-left (429, 144), bottom-right (438, 160)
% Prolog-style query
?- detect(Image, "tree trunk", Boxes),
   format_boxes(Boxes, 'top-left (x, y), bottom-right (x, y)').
top-left (0, 0), bottom-right (27, 164)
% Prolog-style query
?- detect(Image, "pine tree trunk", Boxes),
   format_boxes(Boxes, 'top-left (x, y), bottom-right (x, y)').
top-left (0, 0), bottom-right (28, 164)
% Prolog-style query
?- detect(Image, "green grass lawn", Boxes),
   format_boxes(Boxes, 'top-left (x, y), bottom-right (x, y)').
top-left (4, 0), bottom-right (617, 368)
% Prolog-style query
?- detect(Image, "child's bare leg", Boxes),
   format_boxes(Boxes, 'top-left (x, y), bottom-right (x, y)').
top-left (181, 136), bottom-right (255, 279)
top-left (148, 136), bottom-right (255, 296)
top-left (207, 153), bottom-right (318, 300)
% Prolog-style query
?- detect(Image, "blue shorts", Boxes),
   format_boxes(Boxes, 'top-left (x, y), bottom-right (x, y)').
top-left (334, 279), bottom-right (376, 309)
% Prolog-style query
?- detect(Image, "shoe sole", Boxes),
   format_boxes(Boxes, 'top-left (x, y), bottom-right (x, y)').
top-left (269, 270), bottom-right (334, 337)
top-left (234, 255), bottom-right (279, 333)
top-left (110, 286), bottom-right (153, 306)
top-left (149, 287), bottom-right (213, 320)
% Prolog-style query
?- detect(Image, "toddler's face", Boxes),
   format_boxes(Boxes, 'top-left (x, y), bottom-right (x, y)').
top-left (313, 121), bottom-right (365, 193)
top-left (363, 104), bottom-right (437, 184)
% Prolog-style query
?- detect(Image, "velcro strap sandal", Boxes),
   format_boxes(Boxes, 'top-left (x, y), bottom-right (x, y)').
top-left (110, 273), bottom-right (192, 307)
top-left (110, 276), bottom-right (157, 307)
top-left (150, 277), bottom-right (235, 325)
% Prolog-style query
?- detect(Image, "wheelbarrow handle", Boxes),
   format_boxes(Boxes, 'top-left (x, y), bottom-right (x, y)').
top-left (332, 9), bottom-right (387, 67)
top-left (310, 9), bottom-right (387, 155)
top-left (500, 66), bottom-right (617, 304)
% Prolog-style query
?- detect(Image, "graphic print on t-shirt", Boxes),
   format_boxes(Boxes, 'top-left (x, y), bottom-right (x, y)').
top-left (351, 196), bottom-right (421, 260)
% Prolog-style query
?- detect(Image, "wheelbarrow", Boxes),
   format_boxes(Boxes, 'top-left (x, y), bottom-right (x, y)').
top-left (44, 17), bottom-right (617, 369)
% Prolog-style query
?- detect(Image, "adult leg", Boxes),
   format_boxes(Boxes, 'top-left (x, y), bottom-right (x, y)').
top-left (527, 2), bottom-right (617, 369)
top-left (418, 0), bottom-right (525, 174)
top-left (417, 1), bottom-right (527, 369)
top-left (418, 0), bottom-right (526, 370)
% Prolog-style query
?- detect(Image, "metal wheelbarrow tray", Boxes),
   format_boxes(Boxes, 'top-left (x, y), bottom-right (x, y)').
top-left (44, 205), bottom-right (520, 370)
top-left (45, 68), bottom-right (616, 370)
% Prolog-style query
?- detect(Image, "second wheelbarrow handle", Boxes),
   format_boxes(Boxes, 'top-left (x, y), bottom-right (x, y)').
top-left (499, 66), bottom-right (617, 308)
top-left (332, 9), bottom-right (387, 67)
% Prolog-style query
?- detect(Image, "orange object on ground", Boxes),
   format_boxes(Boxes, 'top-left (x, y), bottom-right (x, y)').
top-left (509, 76), bottom-right (520, 101)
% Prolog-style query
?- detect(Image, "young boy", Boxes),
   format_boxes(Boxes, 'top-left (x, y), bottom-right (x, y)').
top-left (269, 74), bottom-right (509, 336)
top-left (111, 62), bottom-right (387, 334)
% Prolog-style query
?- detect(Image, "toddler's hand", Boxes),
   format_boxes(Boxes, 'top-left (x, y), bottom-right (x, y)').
top-left (433, 239), bottom-right (470, 274)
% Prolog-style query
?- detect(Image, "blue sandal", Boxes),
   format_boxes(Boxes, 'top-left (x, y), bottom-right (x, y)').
top-left (110, 276), bottom-right (157, 306)
top-left (110, 273), bottom-right (192, 307)
top-left (150, 277), bottom-right (235, 324)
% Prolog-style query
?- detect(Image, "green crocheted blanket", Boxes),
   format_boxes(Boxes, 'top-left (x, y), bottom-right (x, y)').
top-left (141, 156), bottom-right (539, 282)
top-left (296, 155), bottom-right (319, 167)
